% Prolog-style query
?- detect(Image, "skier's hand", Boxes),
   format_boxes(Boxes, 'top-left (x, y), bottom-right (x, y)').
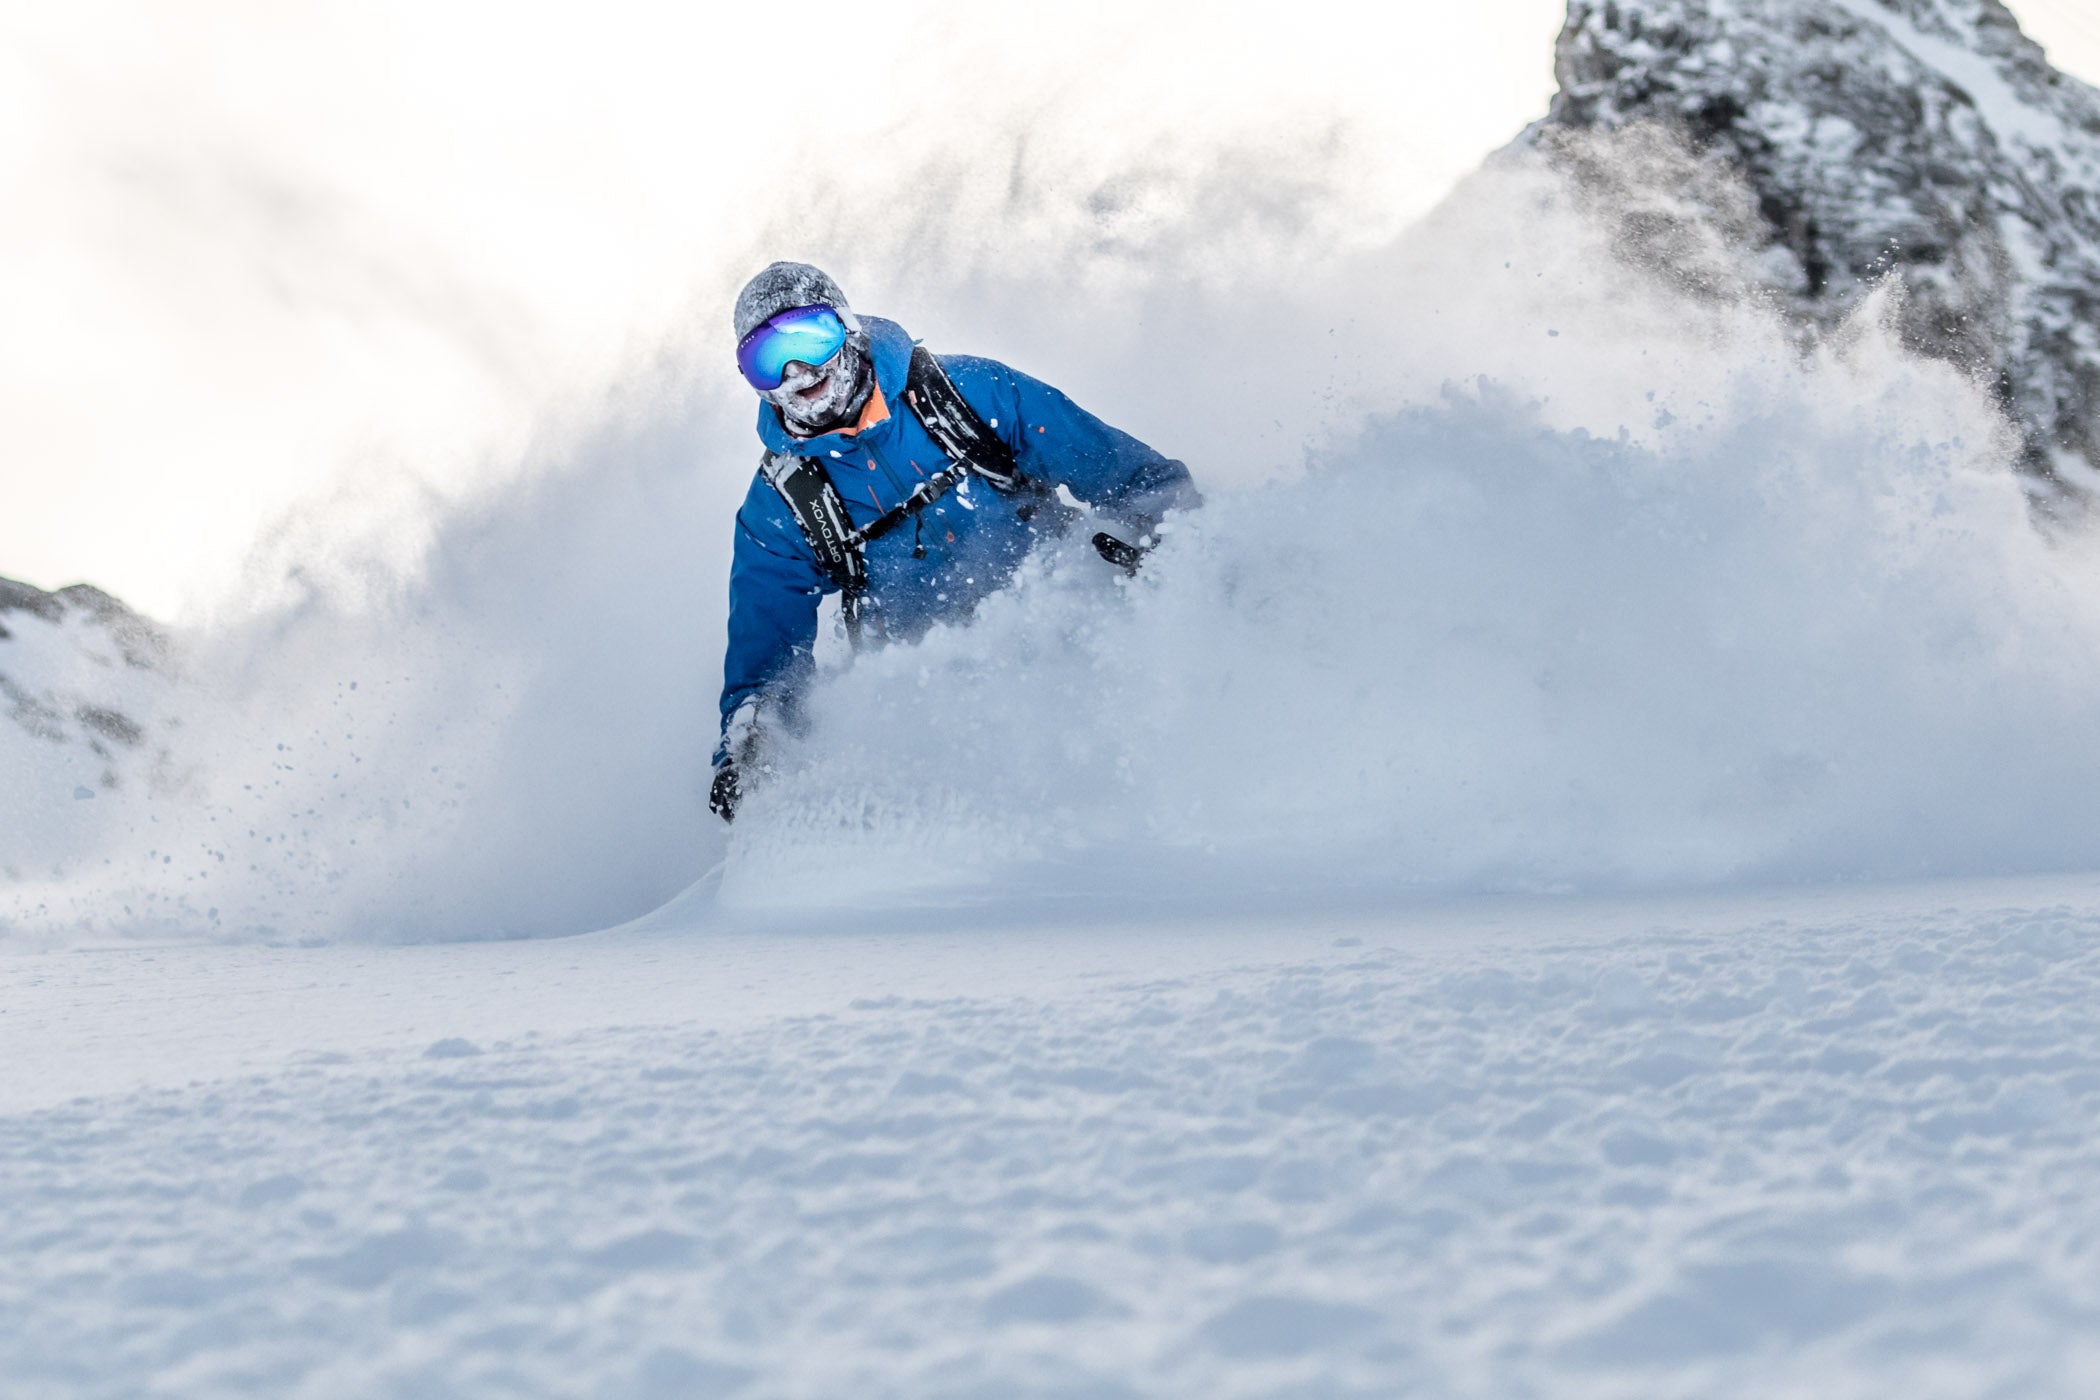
top-left (1092, 531), bottom-right (1150, 576)
top-left (711, 697), bottom-right (768, 823)
top-left (708, 762), bottom-right (742, 823)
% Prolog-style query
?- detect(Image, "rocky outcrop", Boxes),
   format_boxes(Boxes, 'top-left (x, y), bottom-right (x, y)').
top-left (0, 578), bottom-right (167, 670)
top-left (1530, 0), bottom-right (2100, 503)
top-left (0, 575), bottom-right (173, 787)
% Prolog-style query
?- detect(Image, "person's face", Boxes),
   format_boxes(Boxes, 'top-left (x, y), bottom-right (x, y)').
top-left (762, 335), bottom-right (866, 433)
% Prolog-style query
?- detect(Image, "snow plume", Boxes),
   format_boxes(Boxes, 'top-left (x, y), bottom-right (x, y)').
top-left (733, 138), bottom-right (2100, 912)
top-left (9, 127), bottom-right (2100, 943)
top-left (0, 390), bottom-right (744, 946)
top-left (0, 105), bottom-right (1389, 947)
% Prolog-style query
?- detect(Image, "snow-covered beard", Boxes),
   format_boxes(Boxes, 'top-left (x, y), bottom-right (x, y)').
top-left (763, 333), bottom-right (873, 436)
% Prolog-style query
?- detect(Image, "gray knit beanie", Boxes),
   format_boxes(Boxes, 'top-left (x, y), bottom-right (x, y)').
top-left (732, 261), bottom-right (857, 342)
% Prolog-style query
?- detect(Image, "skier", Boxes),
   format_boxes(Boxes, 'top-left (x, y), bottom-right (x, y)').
top-left (710, 262), bottom-right (1196, 821)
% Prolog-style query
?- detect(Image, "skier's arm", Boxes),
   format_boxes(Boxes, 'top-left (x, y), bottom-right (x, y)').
top-left (945, 356), bottom-right (1199, 523)
top-left (716, 479), bottom-right (830, 769)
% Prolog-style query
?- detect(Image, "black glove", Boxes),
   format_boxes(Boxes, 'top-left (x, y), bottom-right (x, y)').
top-left (708, 762), bottom-right (742, 823)
top-left (1092, 531), bottom-right (1151, 576)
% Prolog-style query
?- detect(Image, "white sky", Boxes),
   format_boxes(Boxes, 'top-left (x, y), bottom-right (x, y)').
top-left (2, 0), bottom-right (2096, 617)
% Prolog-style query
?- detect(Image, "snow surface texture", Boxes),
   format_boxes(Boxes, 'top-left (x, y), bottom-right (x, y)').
top-left (6, 880), bottom-right (2100, 1397)
top-left (1535, 0), bottom-right (2100, 498)
top-left (12, 137), bottom-right (2100, 942)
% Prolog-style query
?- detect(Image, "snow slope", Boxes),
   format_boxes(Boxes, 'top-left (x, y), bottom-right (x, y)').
top-left (9, 5), bottom-right (2100, 1397)
top-left (6, 875), bottom-right (2100, 1397)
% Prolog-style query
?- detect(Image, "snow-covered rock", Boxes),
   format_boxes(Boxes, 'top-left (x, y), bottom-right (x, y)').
top-left (1531, 0), bottom-right (2100, 502)
top-left (0, 575), bottom-right (175, 813)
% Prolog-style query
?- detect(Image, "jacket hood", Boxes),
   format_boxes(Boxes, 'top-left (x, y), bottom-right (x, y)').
top-left (755, 316), bottom-right (916, 456)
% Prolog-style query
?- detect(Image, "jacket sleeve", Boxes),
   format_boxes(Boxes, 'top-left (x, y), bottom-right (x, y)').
top-left (942, 355), bottom-right (1199, 524)
top-left (716, 471), bottom-right (830, 767)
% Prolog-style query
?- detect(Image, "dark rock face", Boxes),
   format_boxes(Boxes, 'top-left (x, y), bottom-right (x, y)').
top-left (1531, 0), bottom-right (2100, 503)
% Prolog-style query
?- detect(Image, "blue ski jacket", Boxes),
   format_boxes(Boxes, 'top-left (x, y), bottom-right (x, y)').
top-left (717, 316), bottom-right (1194, 763)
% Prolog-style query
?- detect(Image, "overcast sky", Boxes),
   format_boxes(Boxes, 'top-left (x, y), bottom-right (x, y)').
top-left (4, 0), bottom-right (2097, 618)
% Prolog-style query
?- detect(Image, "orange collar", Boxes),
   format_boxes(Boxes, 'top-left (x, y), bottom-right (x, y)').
top-left (840, 382), bottom-right (890, 437)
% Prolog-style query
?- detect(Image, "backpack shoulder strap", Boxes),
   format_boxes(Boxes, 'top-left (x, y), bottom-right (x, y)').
top-left (904, 346), bottom-right (1025, 490)
top-left (759, 450), bottom-right (862, 592)
top-left (758, 449), bottom-right (872, 643)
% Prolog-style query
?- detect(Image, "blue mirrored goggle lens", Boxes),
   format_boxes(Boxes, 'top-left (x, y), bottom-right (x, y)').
top-left (736, 305), bottom-right (848, 391)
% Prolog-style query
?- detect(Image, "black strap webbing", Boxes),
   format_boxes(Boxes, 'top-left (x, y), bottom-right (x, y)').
top-left (759, 449), bottom-right (872, 643)
top-left (903, 345), bottom-right (1022, 489)
top-left (758, 346), bottom-right (1034, 648)
top-left (759, 451), bottom-right (864, 593)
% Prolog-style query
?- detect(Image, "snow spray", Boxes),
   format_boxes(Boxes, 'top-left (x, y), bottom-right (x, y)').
top-left (10, 131), bottom-right (2100, 942)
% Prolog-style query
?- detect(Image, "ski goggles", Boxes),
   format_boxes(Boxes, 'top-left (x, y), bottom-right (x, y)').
top-left (736, 304), bottom-right (849, 392)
